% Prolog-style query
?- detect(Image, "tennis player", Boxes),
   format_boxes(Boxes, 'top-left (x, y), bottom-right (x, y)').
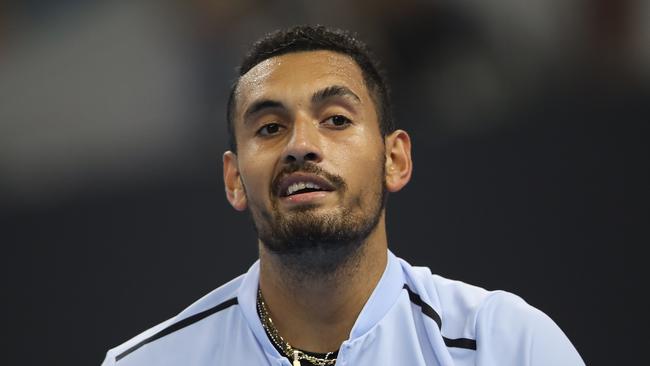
top-left (102, 25), bottom-right (584, 366)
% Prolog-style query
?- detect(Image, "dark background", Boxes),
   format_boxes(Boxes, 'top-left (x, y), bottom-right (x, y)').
top-left (2, 0), bottom-right (648, 365)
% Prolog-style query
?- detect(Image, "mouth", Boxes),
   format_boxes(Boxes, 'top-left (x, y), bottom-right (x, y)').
top-left (276, 173), bottom-right (336, 199)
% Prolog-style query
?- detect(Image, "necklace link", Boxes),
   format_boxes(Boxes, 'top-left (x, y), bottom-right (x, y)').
top-left (257, 288), bottom-right (337, 366)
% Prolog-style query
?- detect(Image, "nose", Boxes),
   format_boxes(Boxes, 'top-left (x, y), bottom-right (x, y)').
top-left (282, 115), bottom-right (323, 165)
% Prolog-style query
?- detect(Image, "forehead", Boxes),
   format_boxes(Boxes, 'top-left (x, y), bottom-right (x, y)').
top-left (235, 50), bottom-right (369, 116)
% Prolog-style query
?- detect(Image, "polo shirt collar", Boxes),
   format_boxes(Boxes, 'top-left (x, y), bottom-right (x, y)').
top-left (237, 250), bottom-right (405, 358)
top-left (349, 250), bottom-right (405, 338)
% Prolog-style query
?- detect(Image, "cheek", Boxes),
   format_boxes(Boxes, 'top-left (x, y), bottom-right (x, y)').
top-left (238, 157), bottom-right (274, 205)
top-left (333, 139), bottom-right (385, 193)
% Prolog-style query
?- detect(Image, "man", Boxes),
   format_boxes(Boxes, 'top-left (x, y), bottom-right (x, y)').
top-left (102, 25), bottom-right (584, 366)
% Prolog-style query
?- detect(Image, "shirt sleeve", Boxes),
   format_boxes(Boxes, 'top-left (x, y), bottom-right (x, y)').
top-left (474, 291), bottom-right (585, 366)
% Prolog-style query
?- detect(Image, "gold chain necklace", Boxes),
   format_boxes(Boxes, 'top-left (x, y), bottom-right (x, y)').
top-left (257, 288), bottom-right (337, 366)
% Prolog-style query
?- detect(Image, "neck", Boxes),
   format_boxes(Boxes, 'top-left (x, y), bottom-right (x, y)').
top-left (258, 215), bottom-right (388, 353)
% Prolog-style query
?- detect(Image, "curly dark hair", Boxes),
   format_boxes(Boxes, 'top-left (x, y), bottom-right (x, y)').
top-left (226, 25), bottom-right (393, 152)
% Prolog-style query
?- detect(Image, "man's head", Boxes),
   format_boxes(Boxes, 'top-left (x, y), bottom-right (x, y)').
top-left (223, 25), bottom-right (412, 276)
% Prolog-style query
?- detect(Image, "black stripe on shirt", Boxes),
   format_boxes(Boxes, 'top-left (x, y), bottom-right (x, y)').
top-left (115, 297), bottom-right (238, 362)
top-left (403, 284), bottom-right (477, 350)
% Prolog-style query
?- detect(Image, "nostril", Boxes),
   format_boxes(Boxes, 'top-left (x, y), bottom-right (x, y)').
top-left (283, 152), bottom-right (319, 164)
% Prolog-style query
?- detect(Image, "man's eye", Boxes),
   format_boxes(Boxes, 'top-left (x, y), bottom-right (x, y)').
top-left (258, 123), bottom-right (283, 136)
top-left (323, 115), bottom-right (351, 128)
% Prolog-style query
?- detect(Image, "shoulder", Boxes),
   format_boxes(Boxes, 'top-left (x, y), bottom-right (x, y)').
top-left (402, 260), bottom-right (583, 365)
top-left (401, 260), bottom-right (490, 339)
top-left (473, 291), bottom-right (584, 365)
top-left (102, 274), bottom-right (244, 365)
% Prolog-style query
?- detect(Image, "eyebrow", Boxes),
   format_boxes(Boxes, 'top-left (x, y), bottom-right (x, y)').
top-left (242, 85), bottom-right (361, 124)
top-left (311, 85), bottom-right (361, 105)
top-left (243, 100), bottom-right (286, 123)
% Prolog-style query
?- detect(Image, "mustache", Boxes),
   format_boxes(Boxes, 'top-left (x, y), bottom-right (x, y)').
top-left (271, 162), bottom-right (346, 195)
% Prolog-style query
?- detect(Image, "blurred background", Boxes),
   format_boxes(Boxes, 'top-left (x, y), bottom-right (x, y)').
top-left (2, 0), bottom-right (648, 364)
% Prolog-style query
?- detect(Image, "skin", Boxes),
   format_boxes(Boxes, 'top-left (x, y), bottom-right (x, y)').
top-left (223, 50), bottom-right (413, 353)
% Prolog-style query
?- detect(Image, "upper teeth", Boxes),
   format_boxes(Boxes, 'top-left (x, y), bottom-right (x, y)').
top-left (286, 181), bottom-right (321, 195)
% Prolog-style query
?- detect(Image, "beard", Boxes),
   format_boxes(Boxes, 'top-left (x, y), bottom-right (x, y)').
top-left (248, 160), bottom-right (387, 279)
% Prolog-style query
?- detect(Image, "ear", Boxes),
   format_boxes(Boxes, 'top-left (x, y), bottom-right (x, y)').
top-left (384, 130), bottom-right (413, 193)
top-left (223, 151), bottom-right (248, 211)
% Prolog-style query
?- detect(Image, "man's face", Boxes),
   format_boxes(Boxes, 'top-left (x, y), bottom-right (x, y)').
top-left (226, 50), bottom-right (388, 260)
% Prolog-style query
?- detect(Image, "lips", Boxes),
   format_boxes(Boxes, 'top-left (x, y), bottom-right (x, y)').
top-left (276, 173), bottom-right (336, 197)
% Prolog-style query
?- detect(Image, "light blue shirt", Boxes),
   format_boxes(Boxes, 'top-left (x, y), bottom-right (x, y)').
top-left (102, 251), bottom-right (584, 365)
